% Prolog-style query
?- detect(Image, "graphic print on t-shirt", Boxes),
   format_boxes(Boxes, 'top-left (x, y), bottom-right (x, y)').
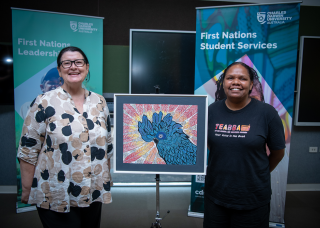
top-left (214, 123), bottom-right (250, 138)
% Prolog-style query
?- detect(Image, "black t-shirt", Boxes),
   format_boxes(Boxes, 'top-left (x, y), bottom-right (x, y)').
top-left (205, 98), bottom-right (285, 210)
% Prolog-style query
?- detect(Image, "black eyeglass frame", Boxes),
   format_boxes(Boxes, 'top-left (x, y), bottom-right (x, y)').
top-left (60, 59), bottom-right (86, 69)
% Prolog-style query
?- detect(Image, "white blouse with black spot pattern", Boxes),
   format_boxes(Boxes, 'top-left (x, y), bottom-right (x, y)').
top-left (17, 86), bottom-right (113, 213)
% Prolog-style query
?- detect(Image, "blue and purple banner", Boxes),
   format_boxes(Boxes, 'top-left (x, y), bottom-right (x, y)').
top-left (190, 2), bottom-right (300, 224)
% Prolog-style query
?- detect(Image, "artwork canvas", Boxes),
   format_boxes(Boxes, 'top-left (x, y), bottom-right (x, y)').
top-left (114, 94), bottom-right (207, 175)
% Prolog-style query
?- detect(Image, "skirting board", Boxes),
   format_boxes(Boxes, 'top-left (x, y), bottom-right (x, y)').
top-left (0, 182), bottom-right (192, 193)
top-left (286, 184), bottom-right (320, 191)
top-left (1, 184), bottom-right (320, 194)
top-left (0, 185), bottom-right (17, 194)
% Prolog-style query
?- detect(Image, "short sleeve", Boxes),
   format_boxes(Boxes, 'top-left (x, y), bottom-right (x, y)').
top-left (266, 110), bottom-right (286, 151)
top-left (17, 95), bottom-right (47, 165)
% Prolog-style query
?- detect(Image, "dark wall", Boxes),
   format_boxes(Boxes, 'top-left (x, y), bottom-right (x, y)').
top-left (101, 1), bottom-right (239, 45)
top-left (0, 106), bottom-right (16, 185)
top-left (1, 0), bottom-right (240, 45)
top-left (287, 6), bottom-right (320, 184)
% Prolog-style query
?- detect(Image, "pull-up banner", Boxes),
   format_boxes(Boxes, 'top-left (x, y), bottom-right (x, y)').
top-left (12, 8), bottom-right (103, 213)
top-left (190, 2), bottom-right (300, 225)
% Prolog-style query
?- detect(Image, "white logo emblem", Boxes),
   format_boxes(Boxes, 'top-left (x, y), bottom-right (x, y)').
top-left (257, 12), bottom-right (266, 24)
top-left (70, 21), bottom-right (78, 32)
top-left (70, 21), bottom-right (98, 33)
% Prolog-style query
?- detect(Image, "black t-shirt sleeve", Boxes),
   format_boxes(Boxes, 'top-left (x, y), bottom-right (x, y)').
top-left (266, 109), bottom-right (286, 150)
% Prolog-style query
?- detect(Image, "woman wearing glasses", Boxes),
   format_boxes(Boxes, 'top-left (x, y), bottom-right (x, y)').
top-left (17, 46), bottom-right (113, 228)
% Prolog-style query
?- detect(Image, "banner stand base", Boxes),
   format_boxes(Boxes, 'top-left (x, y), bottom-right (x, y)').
top-left (187, 205), bottom-right (204, 218)
top-left (269, 222), bottom-right (285, 227)
top-left (16, 203), bottom-right (36, 213)
top-left (187, 211), bottom-right (204, 218)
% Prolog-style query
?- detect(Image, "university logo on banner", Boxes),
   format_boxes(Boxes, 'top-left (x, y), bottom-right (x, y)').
top-left (258, 10), bottom-right (293, 25)
top-left (70, 21), bottom-right (77, 31)
top-left (257, 12), bottom-right (266, 24)
top-left (69, 20), bottom-right (99, 33)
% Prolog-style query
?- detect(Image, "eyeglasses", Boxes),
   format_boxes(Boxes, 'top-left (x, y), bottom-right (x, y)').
top-left (60, 59), bottom-right (86, 68)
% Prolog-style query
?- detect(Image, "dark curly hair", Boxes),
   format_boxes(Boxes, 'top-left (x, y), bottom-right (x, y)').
top-left (57, 46), bottom-right (90, 82)
top-left (214, 62), bottom-right (264, 102)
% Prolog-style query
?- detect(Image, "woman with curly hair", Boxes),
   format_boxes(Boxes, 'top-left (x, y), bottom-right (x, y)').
top-left (204, 62), bottom-right (285, 228)
top-left (214, 62), bottom-right (265, 102)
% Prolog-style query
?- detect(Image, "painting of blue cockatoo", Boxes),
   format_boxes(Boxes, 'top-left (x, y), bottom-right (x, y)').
top-left (138, 111), bottom-right (197, 165)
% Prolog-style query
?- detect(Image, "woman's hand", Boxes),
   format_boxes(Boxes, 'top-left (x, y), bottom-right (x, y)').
top-left (21, 189), bottom-right (31, 204)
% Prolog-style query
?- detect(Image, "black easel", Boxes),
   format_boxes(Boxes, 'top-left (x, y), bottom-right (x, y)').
top-left (150, 85), bottom-right (170, 228)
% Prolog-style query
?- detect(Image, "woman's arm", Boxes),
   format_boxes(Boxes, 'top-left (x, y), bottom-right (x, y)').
top-left (266, 106), bottom-right (286, 173)
top-left (19, 159), bottom-right (35, 204)
top-left (17, 95), bottom-right (47, 203)
top-left (269, 149), bottom-right (285, 173)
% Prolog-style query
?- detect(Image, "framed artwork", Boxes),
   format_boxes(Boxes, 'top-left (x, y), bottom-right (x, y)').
top-left (114, 94), bottom-right (208, 175)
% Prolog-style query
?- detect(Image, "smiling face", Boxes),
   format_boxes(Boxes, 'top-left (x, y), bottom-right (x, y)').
top-left (223, 64), bottom-right (253, 102)
top-left (57, 51), bottom-right (89, 87)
